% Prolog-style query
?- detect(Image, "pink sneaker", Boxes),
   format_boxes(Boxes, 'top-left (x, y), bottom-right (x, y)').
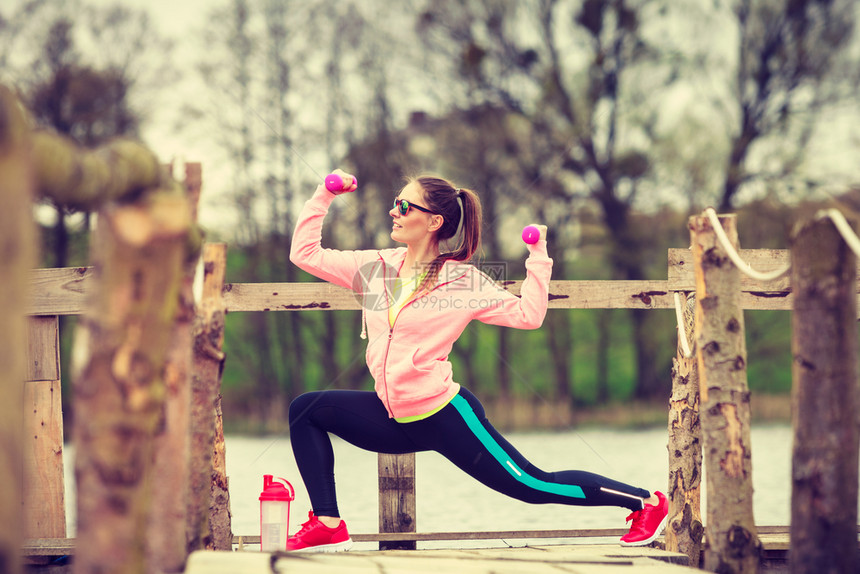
top-left (286, 511), bottom-right (353, 552)
top-left (620, 491), bottom-right (669, 547)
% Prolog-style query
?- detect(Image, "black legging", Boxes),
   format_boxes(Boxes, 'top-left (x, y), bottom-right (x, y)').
top-left (288, 387), bottom-right (650, 517)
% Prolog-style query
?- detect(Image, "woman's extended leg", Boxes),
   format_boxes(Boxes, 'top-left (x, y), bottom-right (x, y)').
top-left (403, 388), bottom-right (651, 511)
top-left (400, 388), bottom-right (668, 546)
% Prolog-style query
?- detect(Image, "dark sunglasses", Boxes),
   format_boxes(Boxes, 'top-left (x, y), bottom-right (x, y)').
top-left (393, 198), bottom-right (435, 216)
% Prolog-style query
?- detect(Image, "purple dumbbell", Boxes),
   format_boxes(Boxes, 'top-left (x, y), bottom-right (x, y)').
top-left (325, 173), bottom-right (357, 192)
top-left (522, 225), bottom-right (541, 244)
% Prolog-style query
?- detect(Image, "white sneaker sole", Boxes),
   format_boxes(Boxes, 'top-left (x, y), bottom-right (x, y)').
top-left (289, 538), bottom-right (353, 553)
top-left (619, 514), bottom-right (668, 547)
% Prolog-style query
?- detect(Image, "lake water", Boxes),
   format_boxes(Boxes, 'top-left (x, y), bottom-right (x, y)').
top-left (63, 424), bottom-right (845, 550)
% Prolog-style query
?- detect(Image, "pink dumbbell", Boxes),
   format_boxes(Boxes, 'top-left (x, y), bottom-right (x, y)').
top-left (325, 173), bottom-right (357, 192)
top-left (521, 225), bottom-right (541, 244)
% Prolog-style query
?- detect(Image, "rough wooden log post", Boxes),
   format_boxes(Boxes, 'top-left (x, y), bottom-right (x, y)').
top-left (789, 215), bottom-right (859, 574)
top-left (188, 242), bottom-right (231, 551)
top-left (0, 83), bottom-right (38, 574)
top-left (689, 213), bottom-right (761, 573)
top-left (72, 187), bottom-right (195, 574)
top-left (31, 132), bottom-right (162, 211)
top-left (210, 385), bottom-right (232, 550)
top-left (378, 452), bottom-right (416, 550)
top-left (666, 292), bottom-right (703, 567)
top-left (146, 165), bottom-right (202, 574)
top-left (24, 316), bottom-right (66, 541)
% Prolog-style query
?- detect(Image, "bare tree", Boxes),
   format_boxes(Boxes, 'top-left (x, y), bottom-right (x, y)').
top-left (720, 0), bottom-right (856, 210)
top-left (0, 0), bottom-right (53, 78)
top-left (415, 0), bottom-right (679, 400)
top-left (5, 0), bottom-right (175, 270)
top-left (190, 0), bottom-right (414, 417)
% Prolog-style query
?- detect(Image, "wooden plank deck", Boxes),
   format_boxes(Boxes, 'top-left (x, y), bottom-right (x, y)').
top-left (185, 544), bottom-right (698, 574)
top-left (22, 525), bottom-right (805, 556)
top-left (25, 531), bottom-right (821, 573)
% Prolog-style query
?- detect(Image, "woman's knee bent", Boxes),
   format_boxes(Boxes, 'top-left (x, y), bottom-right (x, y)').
top-left (289, 391), bottom-right (326, 426)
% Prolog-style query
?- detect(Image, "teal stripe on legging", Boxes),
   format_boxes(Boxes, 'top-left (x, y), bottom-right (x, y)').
top-left (450, 395), bottom-right (585, 499)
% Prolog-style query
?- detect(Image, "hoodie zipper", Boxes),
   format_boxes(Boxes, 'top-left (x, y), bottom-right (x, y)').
top-left (378, 259), bottom-right (466, 417)
top-left (380, 293), bottom-right (423, 416)
top-left (379, 258), bottom-right (397, 415)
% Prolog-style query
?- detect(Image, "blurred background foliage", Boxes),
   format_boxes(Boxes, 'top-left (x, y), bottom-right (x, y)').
top-left (1, 0), bottom-right (857, 432)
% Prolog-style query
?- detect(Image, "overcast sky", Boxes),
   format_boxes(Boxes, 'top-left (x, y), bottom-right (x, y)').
top-left (8, 0), bottom-right (860, 237)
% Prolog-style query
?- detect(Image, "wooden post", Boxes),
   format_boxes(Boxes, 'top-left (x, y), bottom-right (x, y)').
top-left (665, 292), bottom-right (703, 567)
top-left (789, 215), bottom-right (859, 574)
top-left (147, 163), bottom-right (203, 573)
top-left (209, 392), bottom-right (232, 551)
top-left (378, 452), bottom-right (416, 550)
top-left (23, 316), bottom-right (66, 541)
top-left (0, 84), bottom-right (38, 574)
top-left (73, 185), bottom-right (195, 574)
top-left (689, 213), bottom-right (761, 573)
top-left (188, 242), bottom-right (231, 551)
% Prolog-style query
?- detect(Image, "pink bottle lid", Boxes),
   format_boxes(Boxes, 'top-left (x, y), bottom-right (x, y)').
top-left (259, 474), bottom-right (295, 501)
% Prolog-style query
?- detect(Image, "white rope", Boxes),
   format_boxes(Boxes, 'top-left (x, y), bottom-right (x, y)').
top-left (704, 207), bottom-right (791, 281)
top-left (817, 208), bottom-right (860, 260)
top-left (673, 291), bottom-right (694, 359)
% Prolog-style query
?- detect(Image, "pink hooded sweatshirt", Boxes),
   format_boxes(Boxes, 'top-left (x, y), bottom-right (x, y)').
top-left (289, 186), bottom-right (553, 419)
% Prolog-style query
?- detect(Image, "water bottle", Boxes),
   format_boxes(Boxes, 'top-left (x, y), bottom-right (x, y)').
top-left (259, 474), bottom-right (295, 552)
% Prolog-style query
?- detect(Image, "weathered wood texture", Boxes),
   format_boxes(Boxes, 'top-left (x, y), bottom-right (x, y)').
top-left (184, 163), bottom-right (203, 223)
top-left (19, 524), bottom-right (831, 554)
top-left (665, 293), bottom-right (703, 567)
top-left (689, 214), bottom-right (761, 573)
top-left (28, 267), bottom-right (94, 316)
top-left (378, 453), bottom-right (416, 551)
top-left (789, 216), bottom-right (859, 574)
top-left (222, 280), bottom-right (676, 312)
top-left (669, 248), bottom-right (792, 292)
top-left (34, 248), bottom-right (860, 317)
top-left (24, 317), bottom-right (66, 540)
top-left (0, 84), bottom-right (38, 574)
top-left (29, 277), bottom-right (681, 314)
top-left (146, 165), bottom-right (202, 574)
top-left (23, 379), bottom-right (65, 540)
top-left (670, 247), bottom-right (860, 311)
top-left (210, 394), bottom-right (232, 551)
top-left (72, 187), bottom-right (195, 574)
top-left (31, 130), bottom-right (163, 210)
top-left (189, 243), bottom-right (231, 551)
top-left (147, 163), bottom-right (204, 572)
top-left (26, 315), bottom-right (61, 381)
top-left (185, 545), bottom-right (697, 574)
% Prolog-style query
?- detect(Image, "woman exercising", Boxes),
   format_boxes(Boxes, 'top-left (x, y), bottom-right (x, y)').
top-left (286, 170), bottom-right (668, 552)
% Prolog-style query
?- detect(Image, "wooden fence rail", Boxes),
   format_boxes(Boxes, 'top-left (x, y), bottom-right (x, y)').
top-left (22, 243), bottom-right (860, 561)
top-left (22, 248), bottom-right (821, 549)
top-left (29, 249), bottom-right (860, 316)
